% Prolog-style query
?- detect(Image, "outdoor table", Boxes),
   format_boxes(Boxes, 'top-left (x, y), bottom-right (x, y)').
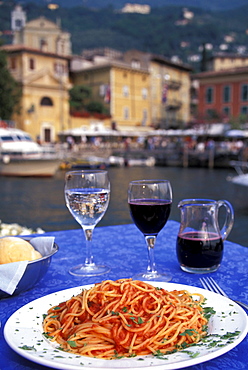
top-left (0, 220), bottom-right (247, 370)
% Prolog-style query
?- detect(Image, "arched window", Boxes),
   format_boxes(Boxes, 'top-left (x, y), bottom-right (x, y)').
top-left (40, 97), bottom-right (53, 106)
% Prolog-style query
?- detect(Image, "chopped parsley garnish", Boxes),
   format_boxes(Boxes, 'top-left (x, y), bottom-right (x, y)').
top-left (111, 311), bottom-right (119, 316)
top-left (19, 345), bottom-right (36, 351)
top-left (129, 316), bottom-right (144, 325)
top-left (113, 350), bottom-right (124, 359)
top-left (43, 332), bottom-right (53, 339)
top-left (181, 350), bottom-right (200, 358)
top-left (180, 329), bottom-right (198, 336)
top-left (203, 306), bottom-right (216, 320)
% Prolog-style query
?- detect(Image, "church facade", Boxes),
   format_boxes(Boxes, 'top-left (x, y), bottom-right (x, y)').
top-left (2, 6), bottom-right (72, 143)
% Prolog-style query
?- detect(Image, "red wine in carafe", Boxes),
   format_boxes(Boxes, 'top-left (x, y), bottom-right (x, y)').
top-left (176, 231), bottom-right (223, 268)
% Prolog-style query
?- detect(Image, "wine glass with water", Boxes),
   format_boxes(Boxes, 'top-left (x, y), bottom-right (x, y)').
top-left (64, 170), bottom-right (110, 276)
top-left (128, 179), bottom-right (172, 282)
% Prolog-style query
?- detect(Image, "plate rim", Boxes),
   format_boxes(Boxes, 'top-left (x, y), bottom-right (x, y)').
top-left (3, 281), bottom-right (248, 370)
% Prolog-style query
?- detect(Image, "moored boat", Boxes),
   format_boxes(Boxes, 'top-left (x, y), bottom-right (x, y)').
top-left (226, 161), bottom-right (248, 208)
top-left (109, 151), bottom-right (156, 167)
top-left (60, 155), bottom-right (109, 170)
top-left (0, 127), bottom-right (60, 177)
top-left (228, 160), bottom-right (248, 187)
top-left (230, 173), bottom-right (248, 186)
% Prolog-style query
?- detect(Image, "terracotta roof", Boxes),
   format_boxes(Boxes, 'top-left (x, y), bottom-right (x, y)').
top-left (211, 52), bottom-right (248, 59)
top-left (0, 44), bottom-right (71, 60)
top-left (151, 54), bottom-right (192, 72)
top-left (193, 65), bottom-right (248, 79)
top-left (70, 59), bottom-right (150, 74)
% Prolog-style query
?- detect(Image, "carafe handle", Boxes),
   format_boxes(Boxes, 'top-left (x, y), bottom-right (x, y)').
top-left (217, 200), bottom-right (234, 241)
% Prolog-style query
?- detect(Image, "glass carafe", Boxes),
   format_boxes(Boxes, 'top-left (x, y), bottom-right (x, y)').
top-left (176, 199), bottom-right (234, 273)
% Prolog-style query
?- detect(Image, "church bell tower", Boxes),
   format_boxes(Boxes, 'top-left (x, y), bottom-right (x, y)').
top-left (11, 5), bottom-right (26, 31)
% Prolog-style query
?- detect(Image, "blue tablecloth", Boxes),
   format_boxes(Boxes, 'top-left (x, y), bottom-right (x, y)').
top-left (0, 220), bottom-right (247, 370)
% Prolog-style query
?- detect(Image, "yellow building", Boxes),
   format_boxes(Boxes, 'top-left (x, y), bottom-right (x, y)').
top-left (208, 53), bottom-right (248, 72)
top-left (71, 60), bottom-right (151, 130)
top-left (0, 7), bottom-right (72, 142)
top-left (71, 49), bottom-right (192, 130)
top-left (149, 56), bottom-right (192, 128)
top-left (2, 44), bottom-right (71, 142)
top-left (123, 50), bottom-right (192, 128)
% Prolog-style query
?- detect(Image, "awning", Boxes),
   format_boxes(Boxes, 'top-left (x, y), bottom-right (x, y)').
top-left (225, 130), bottom-right (248, 138)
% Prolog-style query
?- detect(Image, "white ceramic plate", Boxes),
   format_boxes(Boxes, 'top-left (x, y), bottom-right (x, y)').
top-left (4, 282), bottom-right (248, 370)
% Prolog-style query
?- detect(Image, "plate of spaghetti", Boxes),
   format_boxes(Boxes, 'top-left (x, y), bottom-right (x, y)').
top-left (4, 279), bottom-right (248, 370)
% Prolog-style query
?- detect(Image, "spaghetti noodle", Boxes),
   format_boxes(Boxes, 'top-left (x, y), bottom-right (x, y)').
top-left (43, 279), bottom-right (208, 359)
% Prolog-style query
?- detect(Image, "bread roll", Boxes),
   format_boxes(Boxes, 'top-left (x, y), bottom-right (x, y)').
top-left (0, 237), bottom-right (42, 264)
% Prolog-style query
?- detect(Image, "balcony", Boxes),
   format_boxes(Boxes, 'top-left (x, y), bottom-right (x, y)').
top-left (165, 99), bottom-right (182, 110)
top-left (168, 80), bottom-right (181, 90)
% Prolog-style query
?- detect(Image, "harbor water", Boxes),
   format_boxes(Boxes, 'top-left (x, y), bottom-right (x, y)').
top-left (0, 166), bottom-right (247, 247)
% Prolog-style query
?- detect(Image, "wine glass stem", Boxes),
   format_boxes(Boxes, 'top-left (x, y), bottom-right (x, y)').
top-left (83, 228), bottom-right (95, 266)
top-left (145, 235), bottom-right (157, 274)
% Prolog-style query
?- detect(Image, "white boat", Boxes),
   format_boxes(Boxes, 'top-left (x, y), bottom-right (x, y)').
top-left (227, 161), bottom-right (248, 187)
top-left (0, 127), bottom-right (60, 177)
top-left (128, 156), bottom-right (156, 167)
top-left (227, 160), bottom-right (248, 208)
top-left (109, 152), bottom-right (156, 167)
top-left (230, 173), bottom-right (248, 187)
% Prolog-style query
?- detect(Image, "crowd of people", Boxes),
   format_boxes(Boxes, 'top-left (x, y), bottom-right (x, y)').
top-left (62, 133), bottom-right (246, 159)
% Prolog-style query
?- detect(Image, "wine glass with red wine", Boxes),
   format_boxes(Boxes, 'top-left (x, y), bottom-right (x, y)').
top-left (128, 179), bottom-right (172, 282)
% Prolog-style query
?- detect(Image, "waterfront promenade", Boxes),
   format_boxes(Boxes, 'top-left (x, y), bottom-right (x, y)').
top-left (61, 137), bottom-right (243, 169)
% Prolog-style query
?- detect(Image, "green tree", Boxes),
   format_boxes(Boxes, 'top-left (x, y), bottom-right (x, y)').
top-left (229, 114), bottom-right (248, 129)
top-left (69, 84), bottom-right (109, 115)
top-left (86, 101), bottom-right (108, 114)
top-left (0, 49), bottom-right (22, 120)
top-left (69, 85), bottom-right (92, 111)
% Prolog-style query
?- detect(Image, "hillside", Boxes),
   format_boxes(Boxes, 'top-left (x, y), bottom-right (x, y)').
top-left (1, 1), bottom-right (248, 70)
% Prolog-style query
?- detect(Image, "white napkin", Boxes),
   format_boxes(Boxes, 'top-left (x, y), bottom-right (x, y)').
top-left (0, 236), bottom-right (55, 295)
